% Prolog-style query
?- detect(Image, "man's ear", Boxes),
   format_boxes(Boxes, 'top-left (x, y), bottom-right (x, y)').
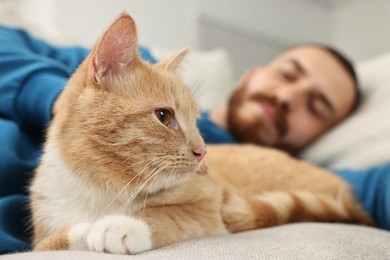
top-left (156, 48), bottom-right (189, 74)
top-left (89, 12), bottom-right (140, 90)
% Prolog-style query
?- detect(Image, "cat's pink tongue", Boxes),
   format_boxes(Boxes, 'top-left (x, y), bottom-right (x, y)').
top-left (197, 163), bottom-right (208, 176)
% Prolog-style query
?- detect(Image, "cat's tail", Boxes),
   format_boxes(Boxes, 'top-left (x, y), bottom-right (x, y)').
top-left (222, 189), bottom-right (374, 233)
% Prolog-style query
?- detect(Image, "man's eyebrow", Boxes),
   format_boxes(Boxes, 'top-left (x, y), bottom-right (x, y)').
top-left (287, 58), bottom-right (336, 116)
top-left (289, 58), bottom-right (306, 75)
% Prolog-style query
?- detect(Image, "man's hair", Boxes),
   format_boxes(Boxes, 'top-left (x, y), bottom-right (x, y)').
top-left (286, 43), bottom-right (361, 115)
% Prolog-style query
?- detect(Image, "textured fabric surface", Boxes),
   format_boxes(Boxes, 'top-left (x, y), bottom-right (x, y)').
top-left (2, 223), bottom-right (390, 260)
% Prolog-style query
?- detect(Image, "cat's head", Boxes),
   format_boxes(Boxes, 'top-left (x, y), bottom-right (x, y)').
top-left (53, 13), bottom-right (206, 195)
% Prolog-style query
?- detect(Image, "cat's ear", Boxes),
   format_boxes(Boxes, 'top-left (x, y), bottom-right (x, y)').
top-left (90, 12), bottom-right (139, 88)
top-left (156, 48), bottom-right (189, 74)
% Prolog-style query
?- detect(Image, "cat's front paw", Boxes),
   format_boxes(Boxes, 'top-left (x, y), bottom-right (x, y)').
top-left (85, 215), bottom-right (152, 254)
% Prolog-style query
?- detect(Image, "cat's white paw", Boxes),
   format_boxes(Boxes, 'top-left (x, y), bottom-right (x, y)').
top-left (89, 215), bottom-right (152, 254)
top-left (70, 215), bottom-right (152, 255)
top-left (69, 222), bottom-right (93, 251)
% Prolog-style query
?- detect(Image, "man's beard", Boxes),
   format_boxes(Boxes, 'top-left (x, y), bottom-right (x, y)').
top-left (227, 83), bottom-right (288, 146)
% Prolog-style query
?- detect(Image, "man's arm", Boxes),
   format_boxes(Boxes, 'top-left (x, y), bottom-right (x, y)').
top-left (0, 26), bottom-right (88, 131)
top-left (333, 165), bottom-right (390, 230)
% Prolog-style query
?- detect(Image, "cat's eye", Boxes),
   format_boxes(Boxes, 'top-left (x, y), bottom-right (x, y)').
top-left (155, 108), bottom-right (175, 128)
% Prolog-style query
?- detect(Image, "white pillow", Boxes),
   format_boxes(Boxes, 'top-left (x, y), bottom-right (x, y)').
top-left (300, 51), bottom-right (390, 170)
top-left (151, 48), bottom-right (235, 110)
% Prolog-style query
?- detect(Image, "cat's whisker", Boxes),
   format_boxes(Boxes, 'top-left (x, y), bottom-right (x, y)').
top-left (103, 156), bottom-right (170, 214)
top-left (134, 160), bottom-right (170, 193)
top-left (189, 75), bottom-right (224, 111)
top-left (113, 155), bottom-right (169, 187)
top-left (141, 165), bottom-right (168, 215)
top-left (136, 162), bottom-right (170, 206)
top-left (120, 153), bottom-right (170, 167)
top-left (197, 93), bottom-right (221, 111)
top-left (162, 168), bottom-right (176, 213)
top-left (190, 71), bottom-right (210, 101)
top-left (161, 174), bottom-right (169, 213)
top-left (119, 159), bottom-right (170, 213)
top-left (121, 154), bottom-right (166, 173)
top-left (122, 154), bottom-right (172, 171)
top-left (120, 173), bottom-right (158, 213)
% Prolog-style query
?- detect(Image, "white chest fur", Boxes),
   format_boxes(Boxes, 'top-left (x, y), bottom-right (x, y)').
top-left (30, 140), bottom-right (142, 232)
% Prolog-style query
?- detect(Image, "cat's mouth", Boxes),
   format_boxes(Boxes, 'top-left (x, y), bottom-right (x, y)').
top-left (168, 162), bottom-right (207, 176)
top-left (197, 163), bottom-right (208, 175)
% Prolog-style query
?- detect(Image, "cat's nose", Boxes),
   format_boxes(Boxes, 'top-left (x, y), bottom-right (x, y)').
top-left (193, 148), bottom-right (207, 162)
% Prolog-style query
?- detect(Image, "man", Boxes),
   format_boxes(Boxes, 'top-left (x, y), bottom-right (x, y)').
top-left (198, 44), bottom-right (359, 154)
top-left (0, 25), bottom-right (386, 254)
top-left (196, 44), bottom-right (389, 232)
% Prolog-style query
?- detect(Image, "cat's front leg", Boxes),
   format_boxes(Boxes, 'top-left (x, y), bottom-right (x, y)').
top-left (35, 215), bottom-right (152, 255)
top-left (71, 215), bottom-right (152, 254)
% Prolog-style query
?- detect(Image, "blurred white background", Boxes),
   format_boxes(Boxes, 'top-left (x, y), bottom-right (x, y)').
top-left (1, 0), bottom-right (390, 79)
top-left (7, 0), bottom-right (389, 59)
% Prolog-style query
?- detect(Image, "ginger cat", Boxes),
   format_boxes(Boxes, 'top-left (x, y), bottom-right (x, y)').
top-left (30, 13), bottom-right (372, 255)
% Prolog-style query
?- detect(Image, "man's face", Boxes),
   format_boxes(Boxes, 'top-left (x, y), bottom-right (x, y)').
top-left (227, 46), bottom-right (356, 153)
